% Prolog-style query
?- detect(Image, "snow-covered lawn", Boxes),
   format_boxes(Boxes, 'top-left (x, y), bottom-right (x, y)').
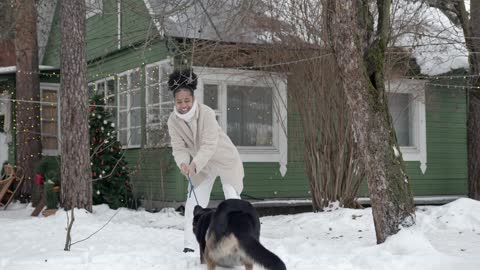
top-left (1, 198), bottom-right (479, 270)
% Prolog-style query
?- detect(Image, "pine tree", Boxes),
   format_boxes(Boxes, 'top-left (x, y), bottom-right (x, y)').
top-left (89, 94), bottom-right (134, 209)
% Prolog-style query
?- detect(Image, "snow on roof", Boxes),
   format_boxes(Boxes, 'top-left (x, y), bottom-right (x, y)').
top-left (144, 0), bottom-right (263, 43)
top-left (0, 65), bottom-right (57, 75)
top-left (143, 0), bottom-right (469, 76)
top-left (392, 0), bottom-right (469, 76)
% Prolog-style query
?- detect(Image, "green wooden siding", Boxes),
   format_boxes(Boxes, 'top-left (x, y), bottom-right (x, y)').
top-left (356, 82), bottom-right (468, 197)
top-left (43, 0), bottom-right (155, 67)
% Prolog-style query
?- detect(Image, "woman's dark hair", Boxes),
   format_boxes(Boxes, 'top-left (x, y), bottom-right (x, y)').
top-left (168, 68), bottom-right (198, 97)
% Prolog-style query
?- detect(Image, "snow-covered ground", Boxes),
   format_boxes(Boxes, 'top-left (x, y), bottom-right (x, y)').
top-left (1, 198), bottom-right (479, 270)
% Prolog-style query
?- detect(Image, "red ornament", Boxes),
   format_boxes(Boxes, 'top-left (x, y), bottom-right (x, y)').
top-left (92, 137), bottom-right (97, 143)
top-left (89, 107), bottom-right (94, 112)
top-left (92, 172), bottom-right (97, 177)
top-left (95, 129), bottom-right (99, 134)
top-left (34, 174), bottom-right (44, 185)
top-left (95, 154), bottom-right (99, 158)
top-left (100, 161), bottom-right (104, 166)
top-left (99, 139), bottom-right (103, 143)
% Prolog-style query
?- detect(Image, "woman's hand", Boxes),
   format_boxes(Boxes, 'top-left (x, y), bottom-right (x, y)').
top-left (180, 162), bottom-right (197, 176)
top-left (180, 163), bottom-right (190, 176)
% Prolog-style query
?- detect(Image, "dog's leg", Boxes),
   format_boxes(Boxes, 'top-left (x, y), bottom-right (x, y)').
top-left (245, 263), bottom-right (253, 270)
top-left (205, 249), bottom-right (216, 270)
top-left (206, 257), bottom-right (216, 270)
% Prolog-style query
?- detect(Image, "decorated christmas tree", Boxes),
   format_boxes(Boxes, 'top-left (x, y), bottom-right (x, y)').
top-left (89, 94), bottom-right (135, 209)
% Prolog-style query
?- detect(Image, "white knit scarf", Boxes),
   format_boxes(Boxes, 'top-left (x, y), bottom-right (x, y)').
top-left (174, 99), bottom-right (198, 123)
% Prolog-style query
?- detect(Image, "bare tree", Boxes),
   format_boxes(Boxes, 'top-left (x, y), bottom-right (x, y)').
top-left (449, 0), bottom-right (480, 200)
top-left (324, 1), bottom-right (415, 243)
top-left (15, 0), bottom-right (42, 199)
top-left (60, 0), bottom-right (92, 211)
top-left (0, 0), bottom-right (15, 66)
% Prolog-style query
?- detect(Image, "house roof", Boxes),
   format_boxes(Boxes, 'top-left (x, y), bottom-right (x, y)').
top-left (37, 0), bottom-right (58, 64)
top-left (144, 0), bottom-right (264, 43)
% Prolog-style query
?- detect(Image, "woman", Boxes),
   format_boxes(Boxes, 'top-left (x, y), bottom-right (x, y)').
top-left (166, 68), bottom-right (244, 253)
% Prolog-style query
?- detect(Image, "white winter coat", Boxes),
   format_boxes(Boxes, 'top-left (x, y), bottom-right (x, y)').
top-left (167, 103), bottom-right (244, 193)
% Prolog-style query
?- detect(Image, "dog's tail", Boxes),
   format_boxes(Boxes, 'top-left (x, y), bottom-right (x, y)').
top-left (238, 235), bottom-right (287, 270)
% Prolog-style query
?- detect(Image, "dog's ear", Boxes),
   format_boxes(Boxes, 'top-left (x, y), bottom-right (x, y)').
top-left (193, 205), bottom-right (204, 216)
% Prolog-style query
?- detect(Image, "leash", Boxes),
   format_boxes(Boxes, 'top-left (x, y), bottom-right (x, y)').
top-left (187, 175), bottom-right (200, 206)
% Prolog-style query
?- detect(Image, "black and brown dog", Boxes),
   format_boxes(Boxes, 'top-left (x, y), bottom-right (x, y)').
top-left (193, 199), bottom-right (286, 270)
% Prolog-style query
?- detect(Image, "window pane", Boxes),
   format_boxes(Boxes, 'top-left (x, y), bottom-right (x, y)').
top-left (96, 81), bottom-right (105, 94)
top-left (119, 75), bottom-right (127, 93)
top-left (42, 90), bottom-right (57, 103)
top-left (119, 111), bottom-right (127, 129)
top-left (106, 95), bottom-right (115, 113)
top-left (41, 106), bottom-right (57, 120)
top-left (41, 89), bottom-right (58, 151)
top-left (204, 84), bottom-right (218, 109)
top-left (131, 70), bottom-right (141, 89)
top-left (131, 90), bottom-right (141, 108)
top-left (119, 93), bottom-right (127, 108)
top-left (148, 84), bottom-right (160, 105)
top-left (106, 79), bottom-right (115, 96)
top-left (160, 82), bottom-right (173, 104)
top-left (147, 66), bottom-right (159, 85)
top-left (147, 106), bottom-right (160, 124)
top-left (227, 85), bottom-right (273, 146)
top-left (388, 93), bottom-right (411, 146)
top-left (42, 122), bottom-right (57, 136)
top-left (119, 129), bottom-right (127, 145)
top-left (130, 127), bottom-right (141, 146)
top-left (130, 109), bottom-right (141, 127)
top-left (42, 137), bottom-right (58, 150)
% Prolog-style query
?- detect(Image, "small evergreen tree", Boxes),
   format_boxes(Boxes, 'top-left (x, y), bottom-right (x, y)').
top-left (89, 94), bottom-right (134, 209)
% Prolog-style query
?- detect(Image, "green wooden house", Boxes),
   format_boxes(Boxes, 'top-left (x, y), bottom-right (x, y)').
top-left (3, 0), bottom-right (469, 208)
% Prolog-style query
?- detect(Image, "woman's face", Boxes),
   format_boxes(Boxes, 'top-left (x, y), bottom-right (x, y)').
top-left (175, 89), bottom-right (194, 114)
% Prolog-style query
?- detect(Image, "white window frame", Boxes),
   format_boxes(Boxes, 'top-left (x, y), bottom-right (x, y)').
top-left (117, 68), bottom-right (142, 149)
top-left (387, 79), bottom-right (427, 174)
top-left (145, 60), bottom-right (173, 148)
top-left (40, 83), bottom-right (61, 156)
top-left (194, 67), bottom-right (288, 176)
top-left (86, 0), bottom-right (103, 19)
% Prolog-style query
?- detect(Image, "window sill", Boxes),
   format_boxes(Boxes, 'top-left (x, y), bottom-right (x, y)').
top-left (400, 146), bottom-right (427, 174)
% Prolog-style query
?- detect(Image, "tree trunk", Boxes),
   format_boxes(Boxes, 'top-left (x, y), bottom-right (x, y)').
top-left (15, 0), bottom-right (42, 199)
top-left (465, 0), bottom-right (480, 200)
top-left (60, 0), bottom-right (92, 211)
top-left (451, 0), bottom-right (480, 200)
top-left (468, 0), bottom-right (480, 199)
top-left (0, 0), bottom-right (16, 66)
top-left (324, 0), bottom-right (415, 244)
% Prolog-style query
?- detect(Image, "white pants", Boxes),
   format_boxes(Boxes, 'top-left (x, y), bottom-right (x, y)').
top-left (184, 174), bottom-right (241, 250)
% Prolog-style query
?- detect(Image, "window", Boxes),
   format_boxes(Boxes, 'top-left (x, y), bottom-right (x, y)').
top-left (387, 79), bottom-right (427, 173)
top-left (195, 67), bottom-right (288, 176)
top-left (90, 77), bottom-right (116, 122)
top-left (40, 84), bottom-right (60, 156)
top-left (118, 69), bottom-right (142, 148)
top-left (145, 61), bottom-right (173, 147)
top-left (86, 0), bottom-right (103, 19)
top-left (0, 95), bottom-right (6, 133)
